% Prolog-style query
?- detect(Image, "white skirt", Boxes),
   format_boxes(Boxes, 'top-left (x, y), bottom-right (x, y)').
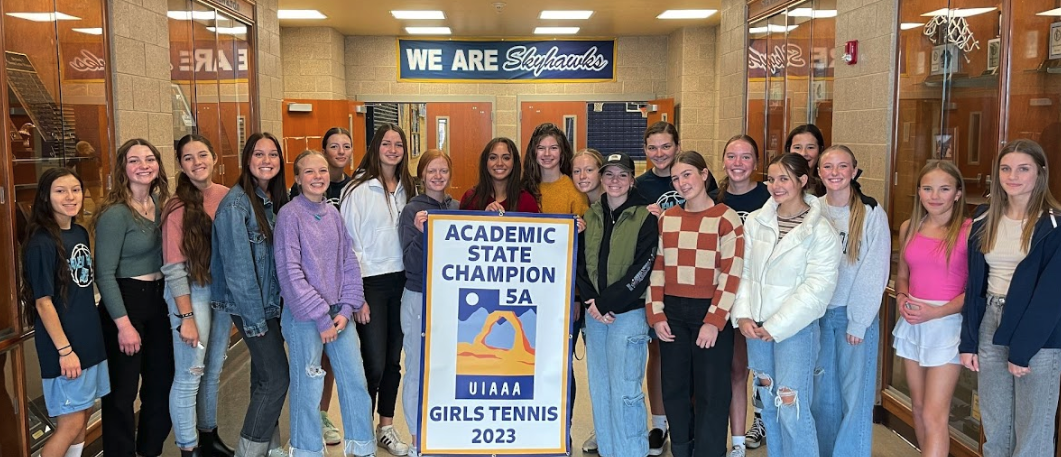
top-left (892, 296), bottom-right (962, 367)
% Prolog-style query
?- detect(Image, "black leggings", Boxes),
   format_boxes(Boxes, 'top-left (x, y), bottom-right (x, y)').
top-left (357, 272), bottom-right (406, 418)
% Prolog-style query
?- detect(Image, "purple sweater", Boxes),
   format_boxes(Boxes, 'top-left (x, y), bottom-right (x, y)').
top-left (275, 194), bottom-right (364, 332)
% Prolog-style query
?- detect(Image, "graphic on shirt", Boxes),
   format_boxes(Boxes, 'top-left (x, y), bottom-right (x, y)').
top-left (68, 243), bottom-right (93, 288)
top-left (838, 230), bottom-right (849, 255)
top-left (455, 288), bottom-right (536, 400)
top-left (735, 211), bottom-right (752, 223)
top-left (326, 196), bottom-right (342, 207)
top-left (656, 191), bottom-right (685, 211)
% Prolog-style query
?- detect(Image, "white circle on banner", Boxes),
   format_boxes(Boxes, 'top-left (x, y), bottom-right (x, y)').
top-left (466, 292), bottom-right (479, 306)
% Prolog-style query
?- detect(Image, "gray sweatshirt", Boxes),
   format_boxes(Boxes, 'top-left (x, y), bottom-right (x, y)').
top-left (819, 197), bottom-right (892, 339)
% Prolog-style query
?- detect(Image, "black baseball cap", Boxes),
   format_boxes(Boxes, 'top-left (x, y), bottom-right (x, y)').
top-left (601, 152), bottom-right (635, 173)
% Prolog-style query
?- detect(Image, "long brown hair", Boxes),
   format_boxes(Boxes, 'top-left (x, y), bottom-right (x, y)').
top-left (162, 134), bottom-right (216, 286)
top-left (977, 139), bottom-right (1061, 253)
top-left (469, 137), bottom-right (524, 211)
top-left (93, 138), bottom-right (171, 228)
top-left (344, 124), bottom-right (416, 211)
top-left (20, 168), bottom-right (84, 324)
top-left (522, 123), bottom-right (574, 204)
top-left (820, 145), bottom-right (872, 263)
top-left (902, 160), bottom-right (966, 263)
top-left (717, 135), bottom-right (759, 202)
top-left (767, 153), bottom-right (811, 194)
top-left (237, 133), bottom-right (288, 242)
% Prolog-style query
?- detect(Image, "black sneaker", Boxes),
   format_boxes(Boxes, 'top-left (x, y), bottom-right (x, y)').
top-left (647, 428), bottom-right (667, 456)
top-left (745, 415), bottom-right (765, 449)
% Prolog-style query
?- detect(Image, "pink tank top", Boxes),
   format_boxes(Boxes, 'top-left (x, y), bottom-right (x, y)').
top-left (904, 220), bottom-right (971, 301)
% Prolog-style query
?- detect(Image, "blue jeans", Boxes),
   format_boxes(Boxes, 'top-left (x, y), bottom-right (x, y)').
top-left (165, 285), bottom-right (231, 449)
top-left (747, 321), bottom-right (820, 457)
top-left (811, 308), bottom-right (877, 457)
top-left (585, 309), bottom-right (649, 457)
top-left (978, 298), bottom-right (1061, 457)
top-left (400, 288), bottom-right (423, 445)
top-left (282, 306), bottom-right (375, 457)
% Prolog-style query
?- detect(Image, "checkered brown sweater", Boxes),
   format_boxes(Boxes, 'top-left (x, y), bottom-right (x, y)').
top-left (646, 203), bottom-right (745, 329)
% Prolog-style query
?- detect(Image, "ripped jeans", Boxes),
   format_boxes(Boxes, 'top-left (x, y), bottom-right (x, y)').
top-left (166, 284), bottom-right (231, 449)
top-left (585, 308), bottom-right (649, 457)
top-left (747, 321), bottom-right (820, 457)
top-left (281, 306), bottom-right (375, 457)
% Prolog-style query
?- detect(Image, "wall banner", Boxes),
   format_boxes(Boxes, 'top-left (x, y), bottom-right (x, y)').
top-left (397, 39), bottom-right (615, 82)
top-left (419, 211), bottom-right (575, 455)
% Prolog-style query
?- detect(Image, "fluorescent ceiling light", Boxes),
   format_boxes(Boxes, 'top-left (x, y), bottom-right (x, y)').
top-left (786, 8), bottom-right (837, 18)
top-left (657, 10), bottom-right (717, 19)
top-left (167, 11), bottom-right (217, 20)
top-left (749, 24), bottom-right (799, 34)
top-left (534, 27), bottom-right (580, 34)
top-left (207, 26), bottom-right (247, 35)
top-left (72, 27), bottom-right (103, 35)
top-left (278, 10), bottom-right (327, 19)
top-left (540, 10), bottom-right (593, 20)
top-left (900, 22), bottom-right (923, 30)
top-left (921, 7), bottom-right (997, 18)
top-left (406, 26), bottom-right (451, 35)
top-left (6, 12), bottom-right (80, 22)
top-left (391, 10), bottom-right (445, 20)
top-left (1037, 7), bottom-right (1061, 16)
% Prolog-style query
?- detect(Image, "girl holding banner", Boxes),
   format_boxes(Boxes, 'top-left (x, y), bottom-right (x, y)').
top-left (576, 152), bottom-right (657, 457)
top-left (340, 124), bottom-right (416, 456)
top-left (275, 150), bottom-right (376, 457)
top-left (731, 153), bottom-right (840, 457)
top-left (460, 137), bottom-right (539, 213)
top-left (398, 149), bottom-right (459, 457)
top-left (646, 151), bottom-right (744, 457)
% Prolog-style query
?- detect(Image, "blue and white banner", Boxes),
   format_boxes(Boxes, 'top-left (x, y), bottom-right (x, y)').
top-left (418, 211), bottom-right (575, 455)
top-left (398, 39), bottom-right (615, 82)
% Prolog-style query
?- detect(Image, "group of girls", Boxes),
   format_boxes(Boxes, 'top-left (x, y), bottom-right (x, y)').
top-left (22, 115), bottom-right (1061, 457)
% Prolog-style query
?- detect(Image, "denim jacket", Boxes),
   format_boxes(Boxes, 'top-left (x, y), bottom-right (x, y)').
top-left (210, 185), bottom-right (282, 336)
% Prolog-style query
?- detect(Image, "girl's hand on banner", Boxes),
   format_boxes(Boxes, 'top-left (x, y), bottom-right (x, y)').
top-left (576, 216), bottom-right (586, 233)
top-left (485, 201), bottom-right (505, 213)
top-left (416, 211), bottom-right (429, 232)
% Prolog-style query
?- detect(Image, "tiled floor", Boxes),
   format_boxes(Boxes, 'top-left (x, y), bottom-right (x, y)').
top-left (156, 340), bottom-right (920, 457)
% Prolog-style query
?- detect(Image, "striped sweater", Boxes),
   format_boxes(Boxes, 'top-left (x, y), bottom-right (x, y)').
top-left (646, 203), bottom-right (745, 329)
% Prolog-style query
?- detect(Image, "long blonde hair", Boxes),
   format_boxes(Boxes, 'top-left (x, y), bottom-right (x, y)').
top-left (820, 145), bottom-right (869, 263)
top-left (977, 139), bottom-right (1061, 253)
top-left (902, 160), bottom-right (966, 263)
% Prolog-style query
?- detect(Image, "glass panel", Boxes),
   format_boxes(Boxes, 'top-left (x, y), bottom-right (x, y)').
top-left (4, 0), bottom-right (112, 339)
top-left (0, 349), bottom-right (25, 455)
top-left (1004, 0), bottom-right (1061, 199)
top-left (747, 16), bottom-right (770, 173)
top-left (765, 12), bottom-right (789, 159)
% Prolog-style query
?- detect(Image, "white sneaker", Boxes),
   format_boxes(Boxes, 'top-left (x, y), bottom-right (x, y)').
top-left (321, 411), bottom-right (342, 445)
top-left (377, 426), bottom-right (410, 456)
top-left (581, 431), bottom-right (598, 453)
top-left (729, 444), bottom-right (746, 457)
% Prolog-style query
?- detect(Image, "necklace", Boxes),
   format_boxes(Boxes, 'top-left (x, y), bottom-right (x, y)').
top-left (132, 196), bottom-right (153, 219)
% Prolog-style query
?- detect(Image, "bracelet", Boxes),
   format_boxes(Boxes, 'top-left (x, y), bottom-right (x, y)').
top-left (59, 349), bottom-right (74, 358)
top-left (175, 311), bottom-right (194, 319)
top-left (896, 292), bottom-right (909, 300)
top-left (56, 344), bottom-right (70, 352)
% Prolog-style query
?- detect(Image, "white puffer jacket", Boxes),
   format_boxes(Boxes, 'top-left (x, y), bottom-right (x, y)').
top-left (730, 193), bottom-right (841, 342)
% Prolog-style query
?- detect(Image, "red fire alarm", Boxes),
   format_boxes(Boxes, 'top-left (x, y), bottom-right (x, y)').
top-left (843, 40), bottom-right (858, 65)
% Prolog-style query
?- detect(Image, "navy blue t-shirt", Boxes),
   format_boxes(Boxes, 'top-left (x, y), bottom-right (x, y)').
top-left (27, 225), bottom-right (106, 379)
top-left (710, 182), bottom-right (771, 223)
